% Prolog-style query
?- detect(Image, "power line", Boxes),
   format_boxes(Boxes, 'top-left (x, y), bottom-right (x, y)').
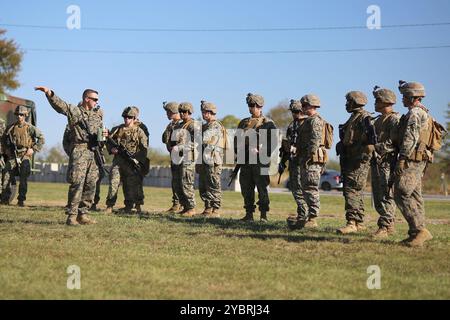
top-left (24, 45), bottom-right (450, 55)
top-left (2, 22), bottom-right (450, 32)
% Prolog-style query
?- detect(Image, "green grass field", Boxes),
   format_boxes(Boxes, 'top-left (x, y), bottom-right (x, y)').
top-left (0, 182), bottom-right (449, 299)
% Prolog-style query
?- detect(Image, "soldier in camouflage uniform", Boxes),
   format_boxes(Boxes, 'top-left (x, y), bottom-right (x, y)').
top-left (336, 91), bottom-right (374, 234)
top-left (175, 102), bottom-right (197, 217)
top-left (35, 86), bottom-right (106, 226)
top-left (105, 108), bottom-right (149, 213)
top-left (371, 86), bottom-right (400, 238)
top-left (107, 107), bottom-right (149, 213)
top-left (283, 100), bottom-right (308, 229)
top-left (0, 118), bottom-right (6, 199)
top-left (1, 106), bottom-right (45, 206)
top-left (394, 81), bottom-right (434, 247)
top-left (162, 101), bottom-right (184, 213)
top-left (198, 100), bottom-right (226, 217)
top-left (296, 94), bottom-right (329, 228)
top-left (234, 93), bottom-right (277, 222)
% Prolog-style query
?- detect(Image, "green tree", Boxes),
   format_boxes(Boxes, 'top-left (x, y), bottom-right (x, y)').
top-left (220, 115), bottom-right (240, 129)
top-left (36, 146), bottom-right (68, 163)
top-left (267, 100), bottom-right (291, 128)
top-left (0, 29), bottom-right (23, 94)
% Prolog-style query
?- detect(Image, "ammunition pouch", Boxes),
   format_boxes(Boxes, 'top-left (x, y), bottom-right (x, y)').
top-left (311, 147), bottom-right (328, 164)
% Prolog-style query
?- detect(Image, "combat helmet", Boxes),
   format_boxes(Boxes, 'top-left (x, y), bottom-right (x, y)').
top-left (300, 94), bottom-right (321, 107)
top-left (163, 101), bottom-right (179, 114)
top-left (373, 86), bottom-right (396, 104)
top-left (200, 100), bottom-right (217, 114)
top-left (179, 102), bottom-right (193, 114)
top-left (14, 105), bottom-right (29, 116)
top-left (345, 91), bottom-right (368, 106)
top-left (122, 106), bottom-right (139, 118)
top-left (246, 93), bottom-right (264, 107)
top-left (398, 80), bottom-right (426, 98)
top-left (288, 99), bottom-right (303, 112)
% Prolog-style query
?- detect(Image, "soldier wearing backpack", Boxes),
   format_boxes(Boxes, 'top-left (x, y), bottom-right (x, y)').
top-left (295, 94), bottom-right (332, 228)
top-left (394, 80), bottom-right (446, 247)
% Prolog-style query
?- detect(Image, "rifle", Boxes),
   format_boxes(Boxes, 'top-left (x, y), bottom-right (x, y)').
top-left (76, 112), bottom-right (109, 176)
top-left (7, 131), bottom-right (22, 176)
top-left (228, 164), bottom-right (241, 187)
top-left (107, 137), bottom-right (145, 177)
top-left (336, 124), bottom-right (346, 193)
top-left (387, 153), bottom-right (398, 194)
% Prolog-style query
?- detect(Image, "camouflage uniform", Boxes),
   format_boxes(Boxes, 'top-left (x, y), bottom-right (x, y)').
top-left (297, 111), bottom-right (327, 222)
top-left (371, 87), bottom-right (400, 231)
top-left (45, 92), bottom-right (103, 217)
top-left (0, 119), bottom-right (6, 198)
top-left (282, 101), bottom-right (308, 218)
top-left (394, 81), bottom-right (433, 244)
top-left (105, 162), bottom-right (120, 208)
top-left (199, 105), bottom-right (225, 212)
top-left (235, 94), bottom-right (277, 220)
top-left (337, 92), bottom-right (373, 231)
top-left (162, 102), bottom-right (183, 210)
top-left (1, 110), bottom-right (45, 204)
top-left (107, 117), bottom-right (148, 209)
top-left (175, 103), bottom-right (197, 212)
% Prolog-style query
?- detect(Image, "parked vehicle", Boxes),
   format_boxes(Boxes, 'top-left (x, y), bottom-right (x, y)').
top-left (285, 169), bottom-right (342, 191)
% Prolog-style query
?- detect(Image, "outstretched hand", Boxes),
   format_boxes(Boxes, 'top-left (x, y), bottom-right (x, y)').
top-left (34, 86), bottom-right (51, 95)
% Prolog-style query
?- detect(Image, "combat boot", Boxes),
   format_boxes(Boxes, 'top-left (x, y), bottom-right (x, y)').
top-left (356, 223), bottom-right (366, 231)
top-left (77, 214), bottom-right (97, 225)
top-left (336, 220), bottom-right (358, 234)
top-left (211, 208), bottom-right (220, 217)
top-left (407, 228), bottom-right (433, 247)
top-left (372, 225), bottom-right (395, 239)
top-left (66, 214), bottom-right (79, 226)
top-left (260, 211), bottom-right (268, 222)
top-left (201, 207), bottom-right (213, 216)
top-left (118, 205), bottom-right (133, 214)
top-left (17, 200), bottom-right (25, 207)
top-left (105, 206), bottom-right (113, 214)
top-left (240, 211), bottom-right (254, 222)
top-left (166, 203), bottom-right (182, 213)
top-left (90, 203), bottom-right (99, 211)
top-left (304, 217), bottom-right (318, 228)
top-left (286, 215), bottom-right (305, 230)
top-left (135, 204), bottom-right (142, 213)
top-left (181, 208), bottom-right (196, 217)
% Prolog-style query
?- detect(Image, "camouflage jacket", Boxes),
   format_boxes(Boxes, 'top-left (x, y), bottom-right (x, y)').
top-left (234, 115), bottom-right (277, 164)
top-left (340, 108), bottom-right (372, 158)
top-left (298, 113), bottom-right (325, 159)
top-left (162, 119), bottom-right (183, 152)
top-left (46, 92), bottom-right (104, 146)
top-left (108, 124), bottom-right (148, 164)
top-left (0, 118), bottom-right (5, 155)
top-left (2, 121), bottom-right (45, 158)
top-left (202, 120), bottom-right (226, 165)
top-left (398, 104), bottom-right (430, 159)
top-left (374, 111), bottom-right (400, 159)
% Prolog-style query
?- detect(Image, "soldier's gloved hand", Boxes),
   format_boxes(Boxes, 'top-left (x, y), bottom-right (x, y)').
top-left (395, 159), bottom-right (406, 176)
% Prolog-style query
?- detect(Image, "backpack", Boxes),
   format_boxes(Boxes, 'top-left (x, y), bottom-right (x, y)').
top-left (322, 120), bottom-right (334, 149)
top-left (426, 117), bottom-right (447, 152)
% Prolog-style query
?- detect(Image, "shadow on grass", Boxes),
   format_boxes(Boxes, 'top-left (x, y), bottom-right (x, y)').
top-left (0, 218), bottom-right (65, 226)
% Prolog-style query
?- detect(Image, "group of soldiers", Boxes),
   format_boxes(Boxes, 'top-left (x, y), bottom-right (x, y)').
top-left (0, 80), bottom-right (441, 248)
top-left (285, 81), bottom-right (443, 248)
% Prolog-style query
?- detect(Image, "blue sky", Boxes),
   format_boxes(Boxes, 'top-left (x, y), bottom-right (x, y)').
top-left (2, 0), bottom-right (450, 156)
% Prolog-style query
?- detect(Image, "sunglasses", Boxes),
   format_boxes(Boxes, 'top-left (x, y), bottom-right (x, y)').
top-left (87, 97), bottom-right (99, 102)
top-left (17, 113), bottom-right (26, 117)
top-left (179, 110), bottom-right (189, 114)
top-left (123, 116), bottom-right (135, 120)
top-left (292, 110), bottom-right (301, 114)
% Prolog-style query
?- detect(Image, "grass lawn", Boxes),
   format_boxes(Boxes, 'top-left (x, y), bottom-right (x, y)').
top-left (0, 182), bottom-right (449, 299)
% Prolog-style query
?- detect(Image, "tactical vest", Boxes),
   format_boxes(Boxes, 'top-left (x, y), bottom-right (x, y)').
top-left (10, 123), bottom-right (32, 150)
top-left (112, 125), bottom-right (141, 154)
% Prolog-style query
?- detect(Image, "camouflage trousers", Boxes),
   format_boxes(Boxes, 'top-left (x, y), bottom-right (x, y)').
top-left (174, 162), bottom-right (196, 210)
top-left (198, 164), bottom-right (222, 209)
top-left (342, 159), bottom-right (371, 223)
top-left (288, 158), bottom-right (307, 218)
top-left (106, 162), bottom-right (121, 207)
top-left (394, 160), bottom-right (427, 236)
top-left (170, 163), bottom-right (181, 207)
top-left (1, 157), bottom-right (31, 203)
top-left (239, 164), bottom-right (270, 213)
top-left (93, 169), bottom-right (105, 206)
top-left (66, 145), bottom-right (99, 215)
top-left (371, 160), bottom-right (396, 228)
top-left (118, 159), bottom-right (144, 207)
top-left (300, 158), bottom-right (323, 220)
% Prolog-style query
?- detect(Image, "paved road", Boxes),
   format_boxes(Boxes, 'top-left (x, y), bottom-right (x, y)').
top-left (269, 188), bottom-right (450, 201)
